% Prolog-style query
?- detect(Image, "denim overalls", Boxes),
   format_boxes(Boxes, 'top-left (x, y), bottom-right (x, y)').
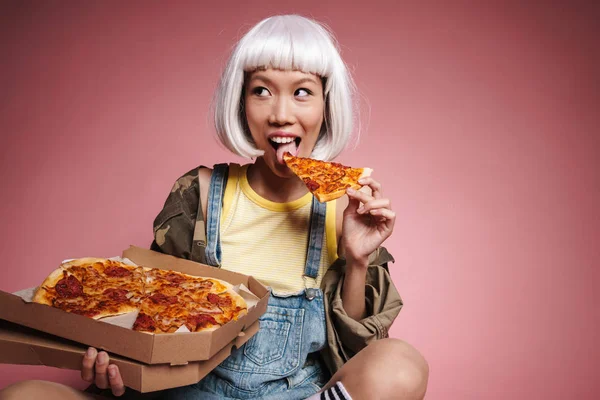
top-left (163, 165), bottom-right (330, 400)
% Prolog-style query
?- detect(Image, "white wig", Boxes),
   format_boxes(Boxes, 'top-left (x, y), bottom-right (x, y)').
top-left (213, 15), bottom-right (356, 161)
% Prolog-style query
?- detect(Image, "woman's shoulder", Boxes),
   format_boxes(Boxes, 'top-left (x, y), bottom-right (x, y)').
top-left (165, 166), bottom-right (208, 196)
top-left (170, 162), bottom-right (246, 196)
top-left (197, 166), bottom-right (213, 189)
top-left (196, 163), bottom-right (244, 188)
top-left (170, 163), bottom-right (244, 222)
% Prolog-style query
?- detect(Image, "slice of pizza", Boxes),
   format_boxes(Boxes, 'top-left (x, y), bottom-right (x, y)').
top-left (283, 152), bottom-right (373, 202)
top-left (32, 258), bottom-right (144, 319)
top-left (143, 268), bottom-right (232, 295)
top-left (139, 267), bottom-right (247, 333)
top-left (134, 295), bottom-right (189, 333)
top-left (185, 290), bottom-right (248, 327)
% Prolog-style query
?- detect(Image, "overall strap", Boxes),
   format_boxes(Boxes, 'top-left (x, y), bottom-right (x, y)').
top-left (204, 164), bottom-right (229, 267)
top-left (304, 197), bottom-right (327, 279)
top-left (191, 168), bottom-right (208, 264)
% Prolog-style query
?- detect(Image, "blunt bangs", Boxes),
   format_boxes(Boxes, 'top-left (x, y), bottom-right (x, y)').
top-left (240, 16), bottom-right (335, 79)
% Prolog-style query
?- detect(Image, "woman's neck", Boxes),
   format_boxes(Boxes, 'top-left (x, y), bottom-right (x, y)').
top-left (246, 158), bottom-right (308, 203)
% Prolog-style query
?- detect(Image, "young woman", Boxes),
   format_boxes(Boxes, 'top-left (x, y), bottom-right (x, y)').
top-left (0, 15), bottom-right (428, 400)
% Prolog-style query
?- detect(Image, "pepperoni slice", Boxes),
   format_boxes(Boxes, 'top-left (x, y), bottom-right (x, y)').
top-left (133, 313), bottom-right (156, 332)
top-left (149, 293), bottom-right (178, 305)
top-left (187, 314), bottom-right (218, 330)
top-left (103, 288), bottom-right (129, 303)
top-left (197, 280), bottom-right (213, 289)
top-left (55, 275), bottom-right (83, 298)
top-left (302, 177), bottom-right (320, 191)
top-left (207, 293), bottom-right (232, 307)
top-left (164, 273), bottom-right (184, 284)
top-left (104, 266), bottom-right (132, 277)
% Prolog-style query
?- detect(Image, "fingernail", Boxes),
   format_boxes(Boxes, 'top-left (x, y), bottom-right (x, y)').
top-left (357, 207), bottom-right (365, 214)
top-left (108, 366), bottom-right (116, 378)
top-left (86, 347), bottom-right (96, 358)
top-left (97, 352), bottom-right (107, 364)
top-left (347, 188), bottom-right (355, 194)
top-left (358, 178), bottom-right (366, 184)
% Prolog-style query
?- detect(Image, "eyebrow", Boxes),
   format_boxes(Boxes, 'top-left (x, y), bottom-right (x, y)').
top-left (249, 74), bottom-right (320, 86)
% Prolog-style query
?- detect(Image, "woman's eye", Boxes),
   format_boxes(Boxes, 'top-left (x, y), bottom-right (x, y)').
top-left (252, 87), bottom-right (270, 97)
top-left (295, 88), bottom-right (311, 97)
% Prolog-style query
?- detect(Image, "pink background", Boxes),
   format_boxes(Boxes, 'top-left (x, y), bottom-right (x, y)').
top-left (1, 1), bottom-right (599, 399)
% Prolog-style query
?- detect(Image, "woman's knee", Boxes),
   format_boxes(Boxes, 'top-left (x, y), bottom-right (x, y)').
top-left (1, 380), bottom-right (42, 400)
top-left (0, 380), bottom-right (88, 400)
top-left (373, 338), bottom-right (428, 367)
top-left (376, 338), bottom-right (429, 398)
top-left (356, 338), bottom-right (429, 399)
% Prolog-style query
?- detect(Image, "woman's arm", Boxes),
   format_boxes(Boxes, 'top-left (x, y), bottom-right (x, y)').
top-left (335, 178), bottom-right (396, 321)
top-left (197, 166), bottom-right (212, 223)
top-left (336, 195), bottom-right (368, 320)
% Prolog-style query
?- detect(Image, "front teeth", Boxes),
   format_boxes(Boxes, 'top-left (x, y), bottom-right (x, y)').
top-left (270, 137), bottom-right (295, 144)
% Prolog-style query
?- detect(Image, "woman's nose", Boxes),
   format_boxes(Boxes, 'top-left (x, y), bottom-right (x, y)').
top-left (269, 97), bottom-right (296, 126)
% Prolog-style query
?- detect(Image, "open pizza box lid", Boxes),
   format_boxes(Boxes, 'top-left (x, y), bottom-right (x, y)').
top-left (0, 246), bottom-right (269, 365)
top-left (0, 318), bottom-right (260, 393)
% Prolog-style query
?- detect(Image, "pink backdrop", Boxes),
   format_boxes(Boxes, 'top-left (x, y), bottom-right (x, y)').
top-left (1, 1), bottom-right (599, 399)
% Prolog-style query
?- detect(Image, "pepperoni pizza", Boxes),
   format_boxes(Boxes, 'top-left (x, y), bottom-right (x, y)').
top-left (32, 258), bottom-right (247, 333)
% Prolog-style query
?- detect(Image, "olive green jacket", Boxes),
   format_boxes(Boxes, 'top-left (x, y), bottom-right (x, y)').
top-left (150, 166), bottom-right (403, 375)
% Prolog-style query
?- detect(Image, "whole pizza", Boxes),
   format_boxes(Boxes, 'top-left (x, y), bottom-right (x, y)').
top-left (32, 258), bottom-right (247, 333)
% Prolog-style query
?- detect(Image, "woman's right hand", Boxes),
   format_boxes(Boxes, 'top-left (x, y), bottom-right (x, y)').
top-left (81, 347), bottom-right (126, 397)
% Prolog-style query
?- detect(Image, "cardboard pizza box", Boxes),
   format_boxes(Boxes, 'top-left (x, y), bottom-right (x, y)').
top-left (0, 318), bottom-right (260, 393)
top-left (0, 246), bottom-right (269, 365)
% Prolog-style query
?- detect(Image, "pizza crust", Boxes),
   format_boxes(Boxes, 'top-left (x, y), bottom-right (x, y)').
top-left (32, 286), bottom-right (52, 306)
top-left (93, 304), bottom-right (139, 320)
top-left (197, 325), bottom-right (220, 332)
top-left (361, 168), bottom-right (373, 180)
top-left (59, 257), bottom-right (111, 269)
top-left (225, 288), bottom-right (248, 317)
top-left (313, 189), bottom-right (348, 203)
top-left (32, 266), bottom-right (66, 305)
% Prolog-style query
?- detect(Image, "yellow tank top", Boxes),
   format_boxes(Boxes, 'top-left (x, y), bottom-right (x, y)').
top-left (219, 164), bottom-right (338, 294)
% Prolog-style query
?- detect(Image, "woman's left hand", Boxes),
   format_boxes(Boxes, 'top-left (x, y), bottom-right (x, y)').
top-left (341, 176), bottom-right (396, 266)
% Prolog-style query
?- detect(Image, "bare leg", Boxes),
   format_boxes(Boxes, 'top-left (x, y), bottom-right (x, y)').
top-left (324, 338), bottom-right (429, 400)
top-left (0, 380), bottom-right (98, 400)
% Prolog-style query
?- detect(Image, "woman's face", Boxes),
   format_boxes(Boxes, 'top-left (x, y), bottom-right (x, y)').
top-left (244, 68), bottom-right (325, 176)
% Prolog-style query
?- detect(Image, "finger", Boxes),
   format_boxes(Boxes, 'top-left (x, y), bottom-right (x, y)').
top-left (346, 187), bottom-right (374, 205)
top-left (81, 347), bottom-right (97, 382)
top-left (344, 193), bottom-right (361, 215)
top-left (358, 177), bottom-right (383, 199)
top-left (369, 208), bottom-right (396, 230)
top-left (369, 207), bottom-right (396, 220)
top-left (108, 364), bottom-right (126, 397)
top-left (94, 351), bottom-right (110, 389)
top-left (357, 199), bottom-right (391, 215)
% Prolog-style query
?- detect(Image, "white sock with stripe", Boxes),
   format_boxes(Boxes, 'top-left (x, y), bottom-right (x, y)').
top-left (304, 381), bottom-right (352, 400)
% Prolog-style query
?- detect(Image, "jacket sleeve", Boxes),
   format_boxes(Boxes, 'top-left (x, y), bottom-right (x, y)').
top-left (321, 247), bottom-right (403, 374)
top-left (150, 167), bottom-right (203, 260)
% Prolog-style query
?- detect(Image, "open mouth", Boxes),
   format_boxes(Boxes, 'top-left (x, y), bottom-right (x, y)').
top-left (269, 137), bottom-right (301, 151)
top-left (269, 136), bottom-right (301, 164)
